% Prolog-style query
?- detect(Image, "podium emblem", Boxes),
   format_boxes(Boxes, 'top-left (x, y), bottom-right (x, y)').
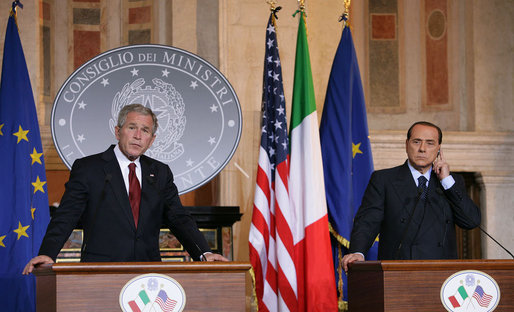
top-left (120, 273), bottom-right (186, 312)
top-left (440, 270), bottom-right (500, 312)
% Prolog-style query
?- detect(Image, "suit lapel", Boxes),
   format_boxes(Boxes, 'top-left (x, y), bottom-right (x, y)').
top-left (392, 161), bottom-right (418, 205)
top-left (101, 146), bottom-right (136, 229)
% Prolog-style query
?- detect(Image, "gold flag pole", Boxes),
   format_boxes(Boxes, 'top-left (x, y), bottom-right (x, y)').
top-left (266, 0), bottom-right (282, 28)
top-left (336, 5), bottom-right (354, 312)
top-left (341, 0), bottom-right (351, 30)
top-left (293, 0), bottom-right (307, 36)
top-left (297, 0), bottom-right (305, 12)
top-left (266, 0), bottom-right (277, 11)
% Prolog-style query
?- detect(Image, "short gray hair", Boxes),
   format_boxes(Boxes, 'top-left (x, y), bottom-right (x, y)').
top-left (117, 104), bottom-right (158, 135)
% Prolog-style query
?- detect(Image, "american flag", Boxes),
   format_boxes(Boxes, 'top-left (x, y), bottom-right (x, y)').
top-left (249, 13), bottom-right (297, 312)
top-left (472, 285), bottom-right (493, 308)
top-left (154, 289), bottom-right (177, 312)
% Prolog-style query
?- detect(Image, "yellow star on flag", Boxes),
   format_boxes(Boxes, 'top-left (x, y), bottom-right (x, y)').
top-left (13, 125), bottom-right (29, 143)
top-left (31, 207), bottom-right (36, 220)
top-left (30, 147), bottom-right (43, 165)
top-left (0, 123), bottom-right (4, 135)
top-left (352, 142), bottom-right (363, 158)
top-left (0, 235), bottom-right (5, 247)
top-left (13, 222), bottom-right (30, 240)
top-left (32, 176), bottom-right (47, 194)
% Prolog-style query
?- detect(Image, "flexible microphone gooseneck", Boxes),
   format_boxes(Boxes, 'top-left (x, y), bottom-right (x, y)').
top-left (146, 174), bottom-right (208, 261)
top-left (434, 188), bottom-right (448, 252)
top-left (429, 182), bottom-right (513, 259)
top-left (394, 187), bottom-right (423, 260)
top-left (478, 226), bottom-right (514, 258)
top-left (81, 173), bottom-right (112, 255)
top-left (440, 186), bottom-right (514, 259)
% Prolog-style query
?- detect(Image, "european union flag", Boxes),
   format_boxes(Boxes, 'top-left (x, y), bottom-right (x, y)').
top-left (0, 3), bottom-right (50, 311)
top-left (319, 20), bottom-right (378, 309)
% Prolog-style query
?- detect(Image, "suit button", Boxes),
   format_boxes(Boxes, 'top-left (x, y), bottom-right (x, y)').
top-left (400, 218), bottom-right (406, 223)
top-left (446, 220), bottom-right (451, 224)
top-left (438, 242), bottom-right (442, 247)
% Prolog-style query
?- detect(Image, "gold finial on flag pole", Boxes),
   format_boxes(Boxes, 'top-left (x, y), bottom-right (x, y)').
top-left (340, 0), bottom-right (352, 29)
top-left (267, 1), bottom-right (282, 22)
top-left (293, 0), bottom-right (306, 17)
top-left (266, 0), bottom-right (277, 11)
top-left (10, 1), bottom-right (24, 27)
top-left (297, 0), bottom-right (305, 12)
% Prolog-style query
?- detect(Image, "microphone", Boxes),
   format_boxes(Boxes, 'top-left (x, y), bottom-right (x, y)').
top-left (81, 173), bottom-right (112, 255)
top-left (438, 186), bottom-right (514, 259)
top-left (478, 226), bottom-right (514, 258)
top-left (434, 188), bottom-right (448, 251)
top-left (394, 187), bottom-right (423, 260)
top-left (145, 174), bottom-right (210, 261)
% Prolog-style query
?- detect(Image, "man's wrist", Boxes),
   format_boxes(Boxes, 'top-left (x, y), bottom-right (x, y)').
top-left (354, 252), bottom-right (365, 260)
top-left (440, 175), bottom-right (455, 190)
top-left (200, 251), bottom-right (212, 261)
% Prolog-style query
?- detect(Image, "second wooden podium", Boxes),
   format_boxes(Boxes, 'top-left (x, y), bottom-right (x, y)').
top-left (348, 259), bottom-right (514, 311)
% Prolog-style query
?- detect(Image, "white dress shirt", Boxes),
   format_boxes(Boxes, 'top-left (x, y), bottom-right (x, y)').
top-left (114, 145), bottom-right (142, 195)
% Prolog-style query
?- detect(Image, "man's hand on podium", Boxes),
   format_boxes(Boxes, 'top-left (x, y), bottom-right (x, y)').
top-left (21, 252), bottom-right (229, 275)
top-left (203, 253), bottom-right (229, 262)
top-left (342, 253), bottom-right (364, 273)
top-left (22, 255), bottom-right (54, 275)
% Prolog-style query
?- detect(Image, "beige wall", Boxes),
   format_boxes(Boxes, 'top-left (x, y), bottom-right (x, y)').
top-left (1, 0), bottom-right (512, 260)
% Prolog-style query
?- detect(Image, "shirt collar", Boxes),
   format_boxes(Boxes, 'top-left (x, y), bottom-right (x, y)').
top-left (114, 144), bottom-right (140, 168)
top-left (407, 160), bottom-right (431, 185)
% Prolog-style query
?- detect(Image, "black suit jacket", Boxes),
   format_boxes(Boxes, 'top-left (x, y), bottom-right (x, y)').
top-left (349, 161), bottom-right (481, 260)
top-left (39, 145), bottom-right (210, 262)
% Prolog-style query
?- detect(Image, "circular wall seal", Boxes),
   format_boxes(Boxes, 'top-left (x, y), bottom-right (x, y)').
top-left (51, 44), bottom-right (242, 194)
top-left (440, 270), bottom-right (500, 312)
top-left (119, 273), bottom-right (186, 312)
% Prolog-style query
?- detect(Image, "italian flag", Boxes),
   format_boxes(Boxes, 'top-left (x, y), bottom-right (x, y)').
top-left (289, 11), bottom-right (337, 311)
top-left (128, 290), bottom-right (151, 312)
top-left (448, 286), bottom-right (469, 308)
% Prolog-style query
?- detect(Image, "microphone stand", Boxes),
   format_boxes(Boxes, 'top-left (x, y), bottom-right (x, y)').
top-left (437, 179), bottom-right (513, 259)
top-left (81, 173), bottom-right (112, 256)
top-left (394, 188), bottom-right (423, 260)
top-left (479, 226), bottom-right (514, 258)
top-left (146, 175), bottom-right (209, 261)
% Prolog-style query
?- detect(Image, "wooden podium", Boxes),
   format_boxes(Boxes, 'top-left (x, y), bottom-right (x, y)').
top-left (348, 259), bottom-right (514, 311)
top-left (34, 261), bottom-right (252, 311)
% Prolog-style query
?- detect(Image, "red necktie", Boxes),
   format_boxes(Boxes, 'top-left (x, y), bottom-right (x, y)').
top-left (128, 163), bottom-right (141, 227)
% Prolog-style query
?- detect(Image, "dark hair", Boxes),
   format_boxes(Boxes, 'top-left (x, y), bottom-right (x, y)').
top-left (407, 121), bottom-right (442, 144)
top-left (117, 104), bottom-right (158, 135)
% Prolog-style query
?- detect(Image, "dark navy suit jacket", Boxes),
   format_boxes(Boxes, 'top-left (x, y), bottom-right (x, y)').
top-left (39, 145), bottom-right (209, 261)
top-left (349, 161), bottom-right (481, 260)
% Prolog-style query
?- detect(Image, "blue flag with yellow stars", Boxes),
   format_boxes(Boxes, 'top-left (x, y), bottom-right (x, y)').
top-left (319, 20), bottom-right (378, 310)
top-left (0, 3), bottom-right (50, 311)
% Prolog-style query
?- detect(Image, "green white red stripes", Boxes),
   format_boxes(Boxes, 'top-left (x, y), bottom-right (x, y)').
top-left (288, 12), bottom-right (337, 311)
top-left (128, 290), bottom-right (150, 312)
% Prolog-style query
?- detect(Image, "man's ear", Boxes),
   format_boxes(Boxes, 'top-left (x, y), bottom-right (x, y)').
top-left (115, 126), bottom-right (120, 140)
top-left (149, 134), bottom-right (156, 147)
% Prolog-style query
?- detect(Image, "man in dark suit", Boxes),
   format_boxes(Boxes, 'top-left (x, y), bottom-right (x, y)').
top-left (342, 121), bottom-right (480, 271)
top-left (24, 104), bottom-right (226, 274)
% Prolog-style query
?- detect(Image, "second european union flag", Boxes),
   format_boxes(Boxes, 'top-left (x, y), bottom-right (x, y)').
top-left (319, 23), bottom-right (378, 308)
